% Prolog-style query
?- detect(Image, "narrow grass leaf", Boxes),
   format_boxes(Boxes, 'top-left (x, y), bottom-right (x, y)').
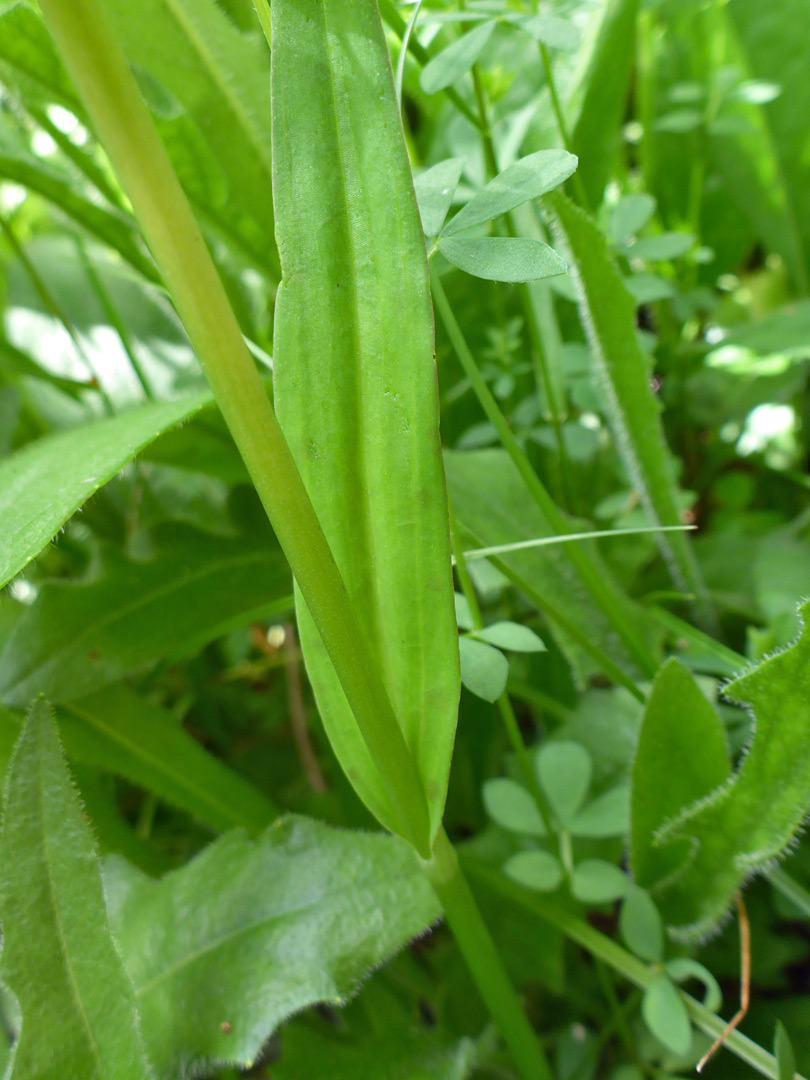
top-left (0, 702), bottom-right (154, 1079)
top-left (439, 236), bottom-right (566, 283)
top-left (0, 390), bottom-right (211, 589)
top-left (414, 158), bottom-right (464, 237)
top-left (107, 816), bottom-right (440, 1079)
top-left (549, 191), bottom-right (711, 622)
top-left (420, 21), bottom-right (495, 94)
top-left (441, 150), bottom-right (578, 236)
top-left (631, 659), bottom-right (730, 891)
top-left (271, 0), bottom-right (459, 844)
top-left (0, 525), bottom-right (291, 705)
top-left (656, 602), bottom-right (810, 939)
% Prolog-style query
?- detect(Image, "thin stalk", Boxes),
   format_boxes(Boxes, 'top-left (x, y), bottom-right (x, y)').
top-left (74, 235), bottom-right (154, 399)
top-left (432, 265), bottom-right (658, 681)
top-left (38, 0), bottom-right (431, 855)
top-left (425, 830), bottom-right (554, 1080)
top-left (465, 858), bottom-right (805, 1080)
top-left (450, 503), bottom-right (554, 835)
top-left (766, 866), bottom-right (810, 921)
top-left (535, 42), bottom-right (591, 212)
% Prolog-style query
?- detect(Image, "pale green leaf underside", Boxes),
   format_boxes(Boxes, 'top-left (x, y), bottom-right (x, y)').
top-left (0, 390), bottom-right (211, 590)
top-left (0, 703), bottom-right (153, 1079)
top-left (107, 816), bottom-right (440, 1079)
top-left (271, 0), bottom-right (459, 841)
top-left (438, 236), bottom-right (566, 283)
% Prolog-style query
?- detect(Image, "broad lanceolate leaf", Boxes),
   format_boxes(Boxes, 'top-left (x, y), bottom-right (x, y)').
top-left (445, 448), bottom-right (657, 685)
top-left (438, 236), bottom-right (566, 283)
top-left (442, 150), bottom-right (578, 237)
top-left (271, 0), bottom-right (459, 844)
top-left (0, 702), bottom-right (154, 1080)
top-left (631, 659), bottom-right (729, 891)
top-left (0, 524), bottom-right (292, 706)
top-left (548, 192), bottom-right (711, 623)
top-left (0, 390), bottom-right (211, 589)
top-left (106, 816), bottom-right (441, 1079)
top-left (654, 602), bottom-right (810, 939)
top-left (0, 685), bottom-right (276, 832)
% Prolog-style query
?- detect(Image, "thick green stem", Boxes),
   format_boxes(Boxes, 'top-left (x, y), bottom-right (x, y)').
top-left (38, 0), bottom-right (431, 854)
top-left (425, 830), bottom-right (554, 1080)
top-left (431, 266), bottom-right (658, 681)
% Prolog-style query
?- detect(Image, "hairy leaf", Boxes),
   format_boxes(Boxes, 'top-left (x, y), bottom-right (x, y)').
top-left (0, 390), bottom-right (211, 588)
top-left (548, 191), bottom-right (710, 622)
top-left (0, 702), bottom-right (154, 1079)
top-left (631, 659), bottom-right (729, 890)
top-left (106, 816), bottom-right (440, 1079)
top-left (0, 524), bottom-right (291, 705)
top-left (656, 602), bottom-right (810, 939)
top-left (271, 0), bottom-right (459, 842)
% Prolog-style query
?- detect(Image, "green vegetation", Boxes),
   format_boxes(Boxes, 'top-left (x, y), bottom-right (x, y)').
top-left (0, 0), bottom-right (809, 1077)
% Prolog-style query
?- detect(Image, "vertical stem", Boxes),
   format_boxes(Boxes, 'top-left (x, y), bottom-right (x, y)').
top-left (425, 829), bottom-right (554, 1080)
top-left (38, 0), bottom-right (432, 855)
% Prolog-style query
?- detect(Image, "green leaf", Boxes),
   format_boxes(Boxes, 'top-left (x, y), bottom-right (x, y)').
top-left (473, 621), bottom-right (546, 653)
top-left (610, 194), bottom-right (656, 245)
top-left (459, 636), bottom-right (509, 703)
top-left (536, 741), bottom-right (592, 826)
top-left (654, 601), bottom-right (810, 939)
top-left (623, 273), bottom-right (676, 304)
top-left (419, 21), bottom-right (495, 95)
top-left (504, 849), bottom-right (563, 893)
top-left (507, 13), bottom-right (580, 51)
top-left (104, 0), bottom-right (278, 274)
top-left (438, 236), bottom-right (566, 283)
top-left (441, 151), bottom-right (578, 237)
top-left (0, 390), bottom-right (211, 589)
top-left (571, 785), bottom-right (630, 838)
top-left (0, 685), bottom-right (276, 833)
top-left (548, 192), bottom-right (710, 621)
top-left (569, 0), bottom-right (638, 207)
top-left (775, 1020), bottom-right (797, 1080)
top-left (631, 659), bottom-right (730, 891)
top-left (641, 974), bottom-right (692, 1056)
top-left (570, 859), bottom-right (628, 903)
top-left (624, 232), bottom-right (694, 261)
top-left (414, 158), bottom-right (464, 238)
top-left (482, 777), bottom-right (547, 836)
top-left (454, 591), bottom-right (476, 631)
top-left (664, 959), bottom-right (722, 1013)
top-left (619, 885), bottom-right (663, 963)
top-left (107, 816), bottom-right (440, 1079)
top-left (0, 525), bottom-right (292, 705)
top-left (271, 0), bottom-right (459, 845)
top-left (0, 702), bottom-right (154, 1079)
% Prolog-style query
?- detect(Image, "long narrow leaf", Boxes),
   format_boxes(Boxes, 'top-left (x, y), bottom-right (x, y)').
top-left (270, 0), bottom-right (459, 843)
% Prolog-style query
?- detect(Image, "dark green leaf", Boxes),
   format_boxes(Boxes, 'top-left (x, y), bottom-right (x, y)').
top-left (0, 702), bottom-right (154, 1079)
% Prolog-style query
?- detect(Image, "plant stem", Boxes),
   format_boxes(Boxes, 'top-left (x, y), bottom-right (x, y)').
top-left (535, 41), bottom-right (591, 212)
top-left (425, 829), bottom-right (554, 1080)
top-left (766, 866), bottom-right (810, 920)
top-left (432, 265), bottom-right (658, 680)
top-left (38, 0), bottom-right (432, 855)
